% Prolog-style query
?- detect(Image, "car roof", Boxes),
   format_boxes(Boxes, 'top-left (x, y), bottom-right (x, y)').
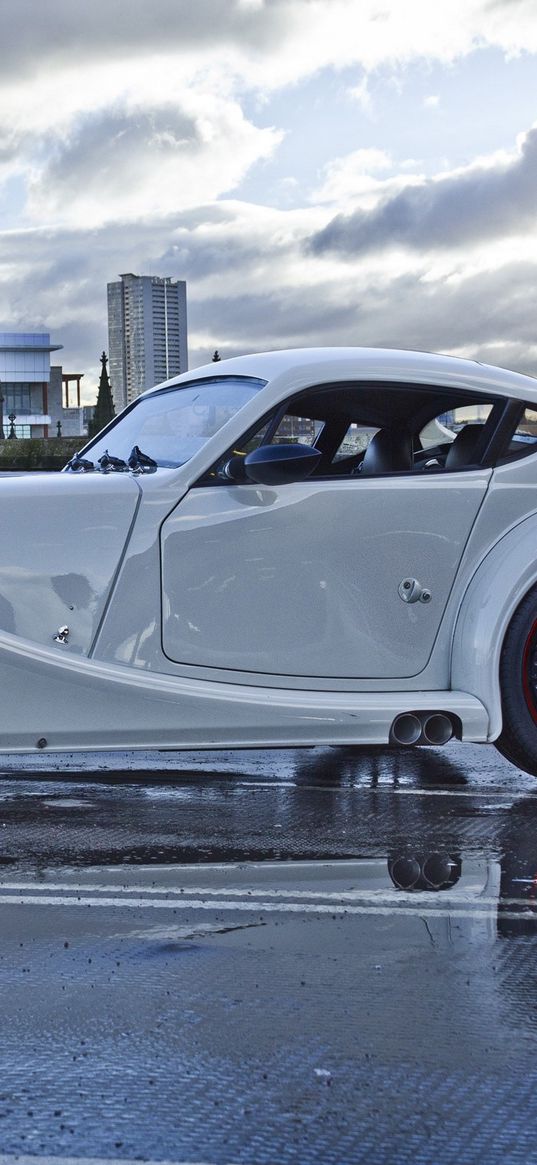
top-left (144, 347), bottom-right (537, 405)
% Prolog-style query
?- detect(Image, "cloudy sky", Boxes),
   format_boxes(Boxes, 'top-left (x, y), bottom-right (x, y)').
top-left (2, 0), bottom-right (537, 401)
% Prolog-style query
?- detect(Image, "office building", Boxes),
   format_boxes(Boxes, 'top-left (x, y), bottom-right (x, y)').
top-left (107, 274), bottom-right (188, 412)
top-left (0, 332), bottom-right (86, 438)
top-left (0, 331), bottom-right (61, 437)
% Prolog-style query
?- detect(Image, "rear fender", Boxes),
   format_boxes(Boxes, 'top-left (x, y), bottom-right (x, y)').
top-left (451, 514), bottom-right (537, 739)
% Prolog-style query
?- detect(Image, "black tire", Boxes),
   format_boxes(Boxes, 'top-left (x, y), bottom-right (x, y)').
top-left (496, 585), bottom-right (537, 777)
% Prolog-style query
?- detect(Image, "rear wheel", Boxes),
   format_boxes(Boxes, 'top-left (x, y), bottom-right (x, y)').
top-left (496, 586), bottom-right (537, 777)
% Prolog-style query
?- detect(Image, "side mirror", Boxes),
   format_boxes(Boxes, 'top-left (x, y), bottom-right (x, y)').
top-left (244, 443), bottom-right (321, 485)
top-left (220, 454), bottom-right (249, 483)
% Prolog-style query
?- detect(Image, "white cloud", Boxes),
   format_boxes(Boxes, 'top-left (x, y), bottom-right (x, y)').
top-left (2, 1), bottom-right (537, 395)
top-left (3, 147), bottom-right (537, 402)
top-left (310, 126), bottom-right (537, 257)
top-left (1, 0), bottom-right (537, 232)
top-left (0, 1), bottom-right (533, 82)
top-left (347, 76), bottom-right (373, 113)
top-left (312, 148), bottom-right (424, 209)
top-left (27, 96), bottom-right (283, 227)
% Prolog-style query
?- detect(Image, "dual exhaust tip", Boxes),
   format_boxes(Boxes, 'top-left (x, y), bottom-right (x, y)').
top-left (388, 852), bottom-right (462, 891)
top-left (391, 711), bottom-right (454, 747)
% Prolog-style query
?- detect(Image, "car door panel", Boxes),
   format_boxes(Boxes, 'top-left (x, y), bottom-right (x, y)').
top-left (160, 472), bottom-right (490, 680)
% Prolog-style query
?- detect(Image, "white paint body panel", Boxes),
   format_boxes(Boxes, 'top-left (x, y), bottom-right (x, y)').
top-left (0, 630), bottom-right (489, 751)
top-left (161, 474), bottom-right (490, 679)
top-left (0, 346), bottom-right (535, 753)
top-left (0, 473), bottom-right (140, 654)
top-left (152, 346), bottom-right (537, 405)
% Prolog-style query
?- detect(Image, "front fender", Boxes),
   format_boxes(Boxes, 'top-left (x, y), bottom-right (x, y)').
top-left (0, 473), bottom-right (141, 655)
top-left (451, 514), bottom-right (537, 740)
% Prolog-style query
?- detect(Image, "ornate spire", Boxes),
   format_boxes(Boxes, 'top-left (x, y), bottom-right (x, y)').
top-left (88, 350), bottom-right (115, 439)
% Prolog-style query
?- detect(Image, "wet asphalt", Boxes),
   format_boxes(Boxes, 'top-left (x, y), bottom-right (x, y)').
top-left (0, 742), bottom-right (537, 1165)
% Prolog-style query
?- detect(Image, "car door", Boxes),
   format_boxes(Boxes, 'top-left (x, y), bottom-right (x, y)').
top-left (160, 440), bottom-right (491, 681)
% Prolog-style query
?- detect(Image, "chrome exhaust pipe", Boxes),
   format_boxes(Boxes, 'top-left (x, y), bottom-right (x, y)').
top-left (391, 713), bottom-right (422, 746)
top-left (421, 853), bottom-right (455, 888)
top-left (389, 856), bottom-right (421, 889)
top-left (388, 852), bottom-right (460, 891)
top-left (421, 713), bottom-right (453, 745)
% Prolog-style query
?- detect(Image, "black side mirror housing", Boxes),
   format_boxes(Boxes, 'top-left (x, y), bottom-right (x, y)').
top-left (221, 454), bottom-right (249, 483)
top-left (244, 443), bottom-right (321, 485)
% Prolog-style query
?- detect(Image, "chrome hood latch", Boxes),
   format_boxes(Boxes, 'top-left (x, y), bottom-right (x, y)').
top-left (53, 625), bottom-right (70, 644)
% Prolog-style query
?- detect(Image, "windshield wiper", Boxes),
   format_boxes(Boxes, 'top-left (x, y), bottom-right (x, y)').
top-left (98, 450), bottom-right (128, 472)
top-left (66, 452), bottom-right (94, 472)
top-left (69, 447), bottom-right (158, 474)
top-left (127, 446), bottom-right (158, 473)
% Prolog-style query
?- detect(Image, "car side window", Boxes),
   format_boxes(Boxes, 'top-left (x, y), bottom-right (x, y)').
top-left (333, 424), bottom-right (378, 460)
top-left (493, 406), bottom-right (537, 465)
top-left (508, 408), bottom-right (537, 454)
top-left (419, 404), bottom-right (492, 446)
top-left (203, 420), bottom-right (271, 482)
top-left (414, 403), bottom-right (495, 472)
top-left (200, 383), bottom-right (507, 486)
top-left (270, 413), bottom-right (324, 445)
top-left (204, 411), bottom-right (324, 483)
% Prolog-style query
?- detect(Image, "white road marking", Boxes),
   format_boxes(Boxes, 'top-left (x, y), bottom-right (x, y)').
top-left (0, 891), bottom-right (532, 920)
top-left (0, 880), bottom-right (525, 910)
top-left (369, 787), bottom-right (526, 799)
top-left (0, 880), bottom-right (483, 900)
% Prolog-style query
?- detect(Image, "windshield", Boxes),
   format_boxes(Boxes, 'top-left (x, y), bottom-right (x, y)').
top-left (81, 376), bottom-right (266, 469)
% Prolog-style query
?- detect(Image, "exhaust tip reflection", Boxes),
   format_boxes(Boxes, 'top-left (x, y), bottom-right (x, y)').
top-left (388, 852), bottom-right (462, 891)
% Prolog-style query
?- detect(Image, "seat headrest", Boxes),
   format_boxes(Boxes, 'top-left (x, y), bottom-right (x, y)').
top-left (444, 424), bottom-right (483, 470)
top-left (360, 427), bottom-right (413, 476)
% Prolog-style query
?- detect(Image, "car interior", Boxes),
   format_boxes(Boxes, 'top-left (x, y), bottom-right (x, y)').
top-left (202, 380), bottom-right (537, 485)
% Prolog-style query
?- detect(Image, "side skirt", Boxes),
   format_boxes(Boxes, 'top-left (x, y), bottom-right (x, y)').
top-left (0, 634), bottom-right (489, 753)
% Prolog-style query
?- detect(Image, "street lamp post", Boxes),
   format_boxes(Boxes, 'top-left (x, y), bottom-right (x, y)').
top-left (0, 381), bottom-right (4, 440)
top-left (7, 412), bottom-right (17, 439)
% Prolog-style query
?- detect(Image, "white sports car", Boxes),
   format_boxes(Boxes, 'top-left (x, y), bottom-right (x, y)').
top-left (2, 346), bottom-right (537, 774)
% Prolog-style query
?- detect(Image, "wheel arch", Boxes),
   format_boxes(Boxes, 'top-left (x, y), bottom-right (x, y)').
top-left (451, 514), bottom-right (537, 740)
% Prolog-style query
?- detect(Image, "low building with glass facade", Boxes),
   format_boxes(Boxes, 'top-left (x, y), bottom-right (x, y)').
top-left (0, 332), bottom-right (87, 438)
top-left (0, 331), bottom-right (62, 437)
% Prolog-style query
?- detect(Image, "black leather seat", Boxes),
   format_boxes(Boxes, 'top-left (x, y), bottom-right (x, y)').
top-left (444, 423), bottom-right (483, 470)
top-left (359, 427), bottom-right (413, 476)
